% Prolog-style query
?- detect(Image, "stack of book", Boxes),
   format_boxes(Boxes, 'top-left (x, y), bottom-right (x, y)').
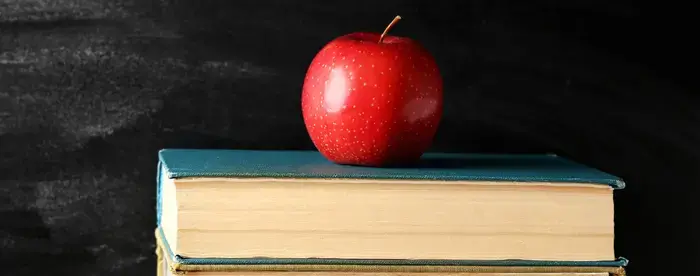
top-left (155, 149), bottom-right (628, 276)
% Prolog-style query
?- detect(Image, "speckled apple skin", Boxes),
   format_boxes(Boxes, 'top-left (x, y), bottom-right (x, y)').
top-left (301, 32), bottom-right (443, 167)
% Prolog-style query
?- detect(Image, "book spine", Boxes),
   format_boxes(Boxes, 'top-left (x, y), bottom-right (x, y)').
top-left (156, 161), bottom-right (164, 227)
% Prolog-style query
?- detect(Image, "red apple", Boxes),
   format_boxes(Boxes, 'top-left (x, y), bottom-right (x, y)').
top-left (301, 16), bottom-right (443, 167)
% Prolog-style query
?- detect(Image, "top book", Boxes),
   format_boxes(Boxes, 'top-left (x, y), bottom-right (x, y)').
top-left (156, 149), bottom-right (626, 265)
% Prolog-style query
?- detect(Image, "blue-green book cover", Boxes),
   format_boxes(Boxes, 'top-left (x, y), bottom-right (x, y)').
top-left (155, 149), bottom-right (628, 272)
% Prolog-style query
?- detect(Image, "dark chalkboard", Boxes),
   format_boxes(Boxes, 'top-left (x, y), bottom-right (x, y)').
top-left (1, 1), bottom-right (698, 275)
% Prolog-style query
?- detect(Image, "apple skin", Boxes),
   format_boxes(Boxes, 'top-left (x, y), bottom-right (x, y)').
top-left (301, 32), bottom-right (443, 167)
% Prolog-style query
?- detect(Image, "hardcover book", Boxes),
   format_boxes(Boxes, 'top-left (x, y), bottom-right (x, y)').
top-left (156, 228), bottom-right (626, 276)
top-left (155, 149), bottom-right (627, 275)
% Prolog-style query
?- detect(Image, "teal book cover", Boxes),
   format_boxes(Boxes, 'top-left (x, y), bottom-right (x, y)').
top-left (155, 149), bottom-right (628, 274)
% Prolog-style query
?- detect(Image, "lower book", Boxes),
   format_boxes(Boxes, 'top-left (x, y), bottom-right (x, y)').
top-left (155, 228), bottom-right (627, 276)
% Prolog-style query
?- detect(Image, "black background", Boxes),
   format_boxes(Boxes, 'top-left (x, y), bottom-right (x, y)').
top-left (1, 1), bottom-right (698, 275)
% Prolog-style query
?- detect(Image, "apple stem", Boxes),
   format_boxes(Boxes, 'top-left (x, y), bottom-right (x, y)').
top-left (378, 15), bottom-right (402, 43)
